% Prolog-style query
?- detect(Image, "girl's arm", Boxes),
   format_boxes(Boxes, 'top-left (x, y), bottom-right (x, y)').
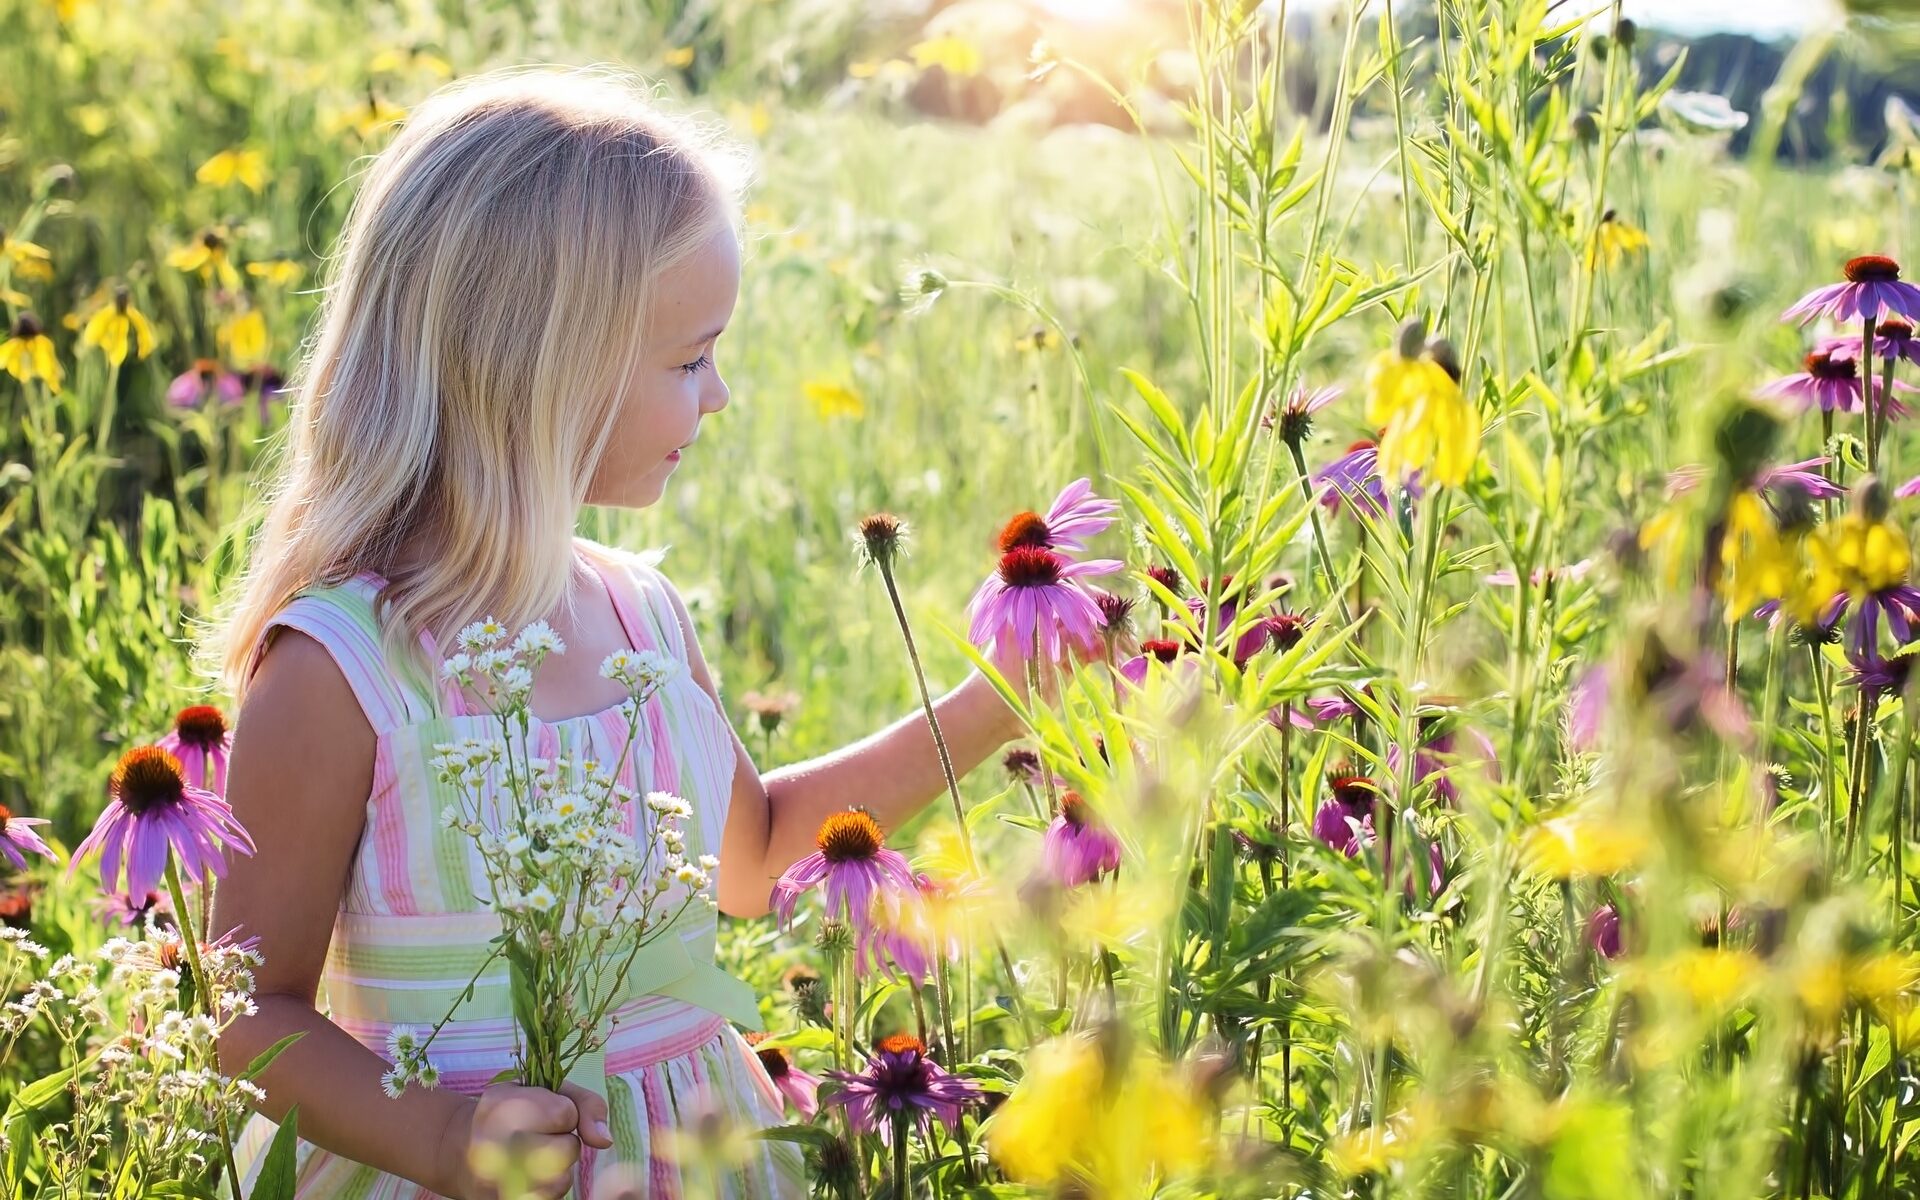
top-left (210, 631), bottom-right (479, 1194)
top-left (660, 581), bottom-right (1030, 918)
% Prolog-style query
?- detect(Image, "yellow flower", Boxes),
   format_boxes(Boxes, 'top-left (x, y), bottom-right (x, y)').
top-left (1013, 325), bottom-right (1061, 352)
top-left (1798, 950), bottom-right (1920, 1026)
top-left (1805, 511), bottom-right (1911, 600)
top-left (368, 46), bottom-right (453, 78)
top-left (0, 313), bottom-right (64, 393)
top-left (2, 233), bottom-right (53, 282)
top-left (725, 101), bottom-right (770, 139)
top-left (326, 93), bottom-right (407, 140)
top-left (246, 259), bottom-right (304, 288)
top-left (663, 45), bottom-right (696, 67)
top-left (78, 287), bottom-right (156, 366)
top-left (984, 1034), bottom-right (1208, 1196)
top-left (219, 309), bottom-right (268, 366)
top-left (1672, 947), bottom-right (1761, 1012)
top-left (1523, 812), bottom-right (1647, 880)
top-left (1586, 208), bottom-right (1649, 270)
top-left (909, 34), bottom-right (983, 77)
top-left (1, 287), bottom-right (27, 308)
top-left (1364, 326), bottom-right (1480, 487)
top-left (195, 148), bottom-right (270, 193)
top-left (168, 230), bottom-right (242, 291)
top-left (1717, 491), bottom-right (1801, 622)
top-left (804, 380), bottom-right (865, 420)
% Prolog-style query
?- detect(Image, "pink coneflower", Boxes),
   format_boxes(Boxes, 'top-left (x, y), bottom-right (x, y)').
top-left (95, 889), bottom-right (172, 929)
top-left (967, 547), bottom-right (1123, 663)
top-left (157, 705), bottom-right (232, 797)
top-left (1041, 792), bottom-right (1122, 887)
top-left (770, 810), bottom-right (917, 934)
top-left (70, 746), bottom-right (256, 900)
top-left (0, 802), bottom-right (55, 872)
top-left (166, 359), bottom-right (245, 408)
top-left (745, 1033), bottom-right (822, 1119)
top-left (1756, 349), bottom-right (1914, 415)
top-left (1587, 903), bottom-right (1624, 960)
top-left (1314, 439), bottom-right (1412, 518)
top-left (1230, 611), bottom-right (1311, 669)
top-left (1119, 638), bottom-right (1185, 685)
top-left (1899, 475), bottom-right (1920, 500)
top-left (1389, 715), bottom-right (1501, 805)
top-left (995, 478), bottom-right (1120, 555)
top-left (1667, 459), bottom-right (1846, 502)
top-left (1819, 316), bottom-right (1920, 368)
top-left (1313, 772), bottom-right (1378, 856)
top-left (857, 873), bottom-right (959, 983)
top-left (1262, 383), bottom-right (1343, 445)
top-left (1783, 255), bottom-right (1920, 326)
top-left (824, 1033), bottom-right (982, 1143)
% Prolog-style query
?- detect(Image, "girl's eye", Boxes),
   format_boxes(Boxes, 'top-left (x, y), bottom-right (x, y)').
top-left (679, 353), bottom-right (712, 377)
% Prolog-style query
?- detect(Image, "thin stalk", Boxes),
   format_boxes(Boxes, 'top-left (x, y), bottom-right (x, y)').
top-left (164, 861), bottom-right (245, 1200)
top-left (875, 556), bottom-right (976, 865)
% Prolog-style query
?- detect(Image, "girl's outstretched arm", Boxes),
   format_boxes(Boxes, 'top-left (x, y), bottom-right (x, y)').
top-left (661, 581), bottom-right (1030, 918)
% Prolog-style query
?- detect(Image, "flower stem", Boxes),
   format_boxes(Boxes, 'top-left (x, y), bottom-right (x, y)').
top-left (892, 1112), bottom-right (910, 1200)
top-left (877, 560), bottom-right (976, 866)
top-left (164, 861), bottom-right (246, 1200)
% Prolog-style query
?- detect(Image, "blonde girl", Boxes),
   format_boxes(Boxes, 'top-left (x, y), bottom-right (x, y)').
top-left (205, 65), bottom-right (1028, 1199)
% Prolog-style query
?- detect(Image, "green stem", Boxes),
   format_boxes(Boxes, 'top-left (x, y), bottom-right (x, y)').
top-left (165, 861), bottom-right (246, 1200)
top-left (877, 560), bottom-right (976, 864)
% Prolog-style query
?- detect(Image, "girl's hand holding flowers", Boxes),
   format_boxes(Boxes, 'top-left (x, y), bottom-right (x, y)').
top-left (439, 1079), bottom-right (613, 1200)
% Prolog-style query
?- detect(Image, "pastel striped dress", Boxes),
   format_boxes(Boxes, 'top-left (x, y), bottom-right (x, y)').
top-left (231, 538), bottom-right (808, 1199)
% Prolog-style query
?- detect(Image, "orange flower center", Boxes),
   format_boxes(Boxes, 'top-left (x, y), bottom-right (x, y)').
top-left (112, 747), bottom-right (188, 814)
top-left (173, 704), bottom-right (228, 746)
top-left (1879, 317), bottom-right (1914, 340)
top-left (997, 546), bottom-right (1066, 589)
top-left (0, 803), bottom-right (12, 824)
top-left (997, 511), bottom-right (1053, 553)
top-left (1328, 771), bottom-right (1379, 807)
top-left (876, 1033), bottom-right (926, 1057)
top-left (1346, 438), bottom-right (1378, 454)
top-left (1805, 351), bottom-right (1858, 381)
top-left (1059, 790), bottom-right (1096, 830)
top-left (815, 810), bottom-right (884, 862)
top-left (1845, 255), bottom-right (1902, 283)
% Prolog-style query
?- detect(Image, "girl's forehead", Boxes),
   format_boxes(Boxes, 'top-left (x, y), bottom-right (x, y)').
top-left (655, 225), bottom-right (740, 344)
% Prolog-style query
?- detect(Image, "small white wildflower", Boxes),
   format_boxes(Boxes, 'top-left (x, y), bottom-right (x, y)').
top-left (697, 854), bottom-right (719, 871)
top-left (674, 863), bottom-right (709, 888)
top-left (387, 1025), bottom-right (421, 1059)
top-left (416, 1061), bottom-right (441, 1089)
top-left (441, 652), bottom-right (473, 680)
top-left (381, 1068), bottom-right (406, 1099)
top-left (458, 619), bottom-right (508, 652)
top-left (524, 884), bottom-right (558, 912)
top-left (513, 621), bottom-right (565, 657)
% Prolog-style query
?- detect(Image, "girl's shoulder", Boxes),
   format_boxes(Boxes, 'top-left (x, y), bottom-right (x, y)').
top-left (573, 536), bottom-right (692, 659)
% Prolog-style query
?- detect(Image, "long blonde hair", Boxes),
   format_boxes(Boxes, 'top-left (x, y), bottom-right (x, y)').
top-left (199, 65), bottom-right (750, 708)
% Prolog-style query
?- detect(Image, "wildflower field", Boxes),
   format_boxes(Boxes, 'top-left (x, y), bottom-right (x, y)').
top-left (11, 0), bottom-right (1920, 1196)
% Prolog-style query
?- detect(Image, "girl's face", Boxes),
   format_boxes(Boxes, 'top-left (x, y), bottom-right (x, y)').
top-left (587, 221), bottom-right (740, 509)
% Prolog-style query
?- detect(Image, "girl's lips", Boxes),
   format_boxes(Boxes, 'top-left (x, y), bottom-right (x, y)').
top-left (666, 449), bottom-right (682, 462)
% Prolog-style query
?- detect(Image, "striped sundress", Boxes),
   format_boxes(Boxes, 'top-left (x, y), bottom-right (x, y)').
top-left (231, 537), bottom-right (808, 1199)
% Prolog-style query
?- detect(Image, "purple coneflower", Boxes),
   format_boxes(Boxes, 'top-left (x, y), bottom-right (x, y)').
top-left (71, 746), bottom-right (256, 900)
top-left (166, 359), bottom-right (245, 408)
top-left (0, 803), bottom-right (55, 872)
top-left (1483, 559), bottom-right (1596, 587)
top-left (1119, 638), bottom-right (1185, 685)
top-left (1820, 316), bottom-right (1920, 367)
top-left (770, 810), bottom-right (917, 934)
top-left (1757, 348), bottom-right (1914, 415)
top-left (824, 1033), bottom-right (981, 1143)
top-left (1231, 611), bottom-right (1310, 669)
top-left (1389, 715), bottom-right (1501, 805)
top-left (1587, 903), bottom-right (1624, 959)
top-left (1783, 255), bottom-right (1920, 326)
top-left (157, 705), bottom-right (232, 797)
top-left (1314, 439), bottom-right (1395, 518)
top-left (994, 479), bottom-right (1120, 555)
top-left (1313, 771), bottom-right (1378, 856)
top-left (745, 1033), bottom-right (822, 1119)
top-left (1899, 476), bottom-right (1920, 500)
top-left (1668, 459), bottom-right (1846, 504)
top-left (1262, 383), bottom-right (1343, 445)
top-left (967, 547), bottom-right (1123, 663)
top-left (95, 889), bottom-right (172, 929)
top-left (857, 873), bottom-right (959, 983)
top-left (1040, 792), bottom-right (1122, 887)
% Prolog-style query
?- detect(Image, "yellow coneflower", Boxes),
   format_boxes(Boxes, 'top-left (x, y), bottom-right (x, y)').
top-left (1, 230), bottom-right (53, 282)
top-left (1364, 320), bottom-right (1481, 487)
top-left (326, 89), bottom-right (407, 140)
top-left (1587, 208), bottom-right (1650, 270)
top-left (662, 45), bottom-right (696, 68)
top-left (1013, 325), bottom-right (1061, 352)
top-left (803, 379), bottom-right (865, 420)
top-left (0, 313), bottom-right (64, 393)
top-left (245, 259), bottom-right (303, 287)
top-left (1717, 490), bottom-right (1801, 621)
top-left (167, 229), bottom-right (242, 290)
top-left (195, 148), bottom-right (269, 193)
top-left (78, 286), bottom-right (156, 366)
top-left (218, 308), bottom-right (268, 366)
top-left (908, 34), bottom-right (983, 77)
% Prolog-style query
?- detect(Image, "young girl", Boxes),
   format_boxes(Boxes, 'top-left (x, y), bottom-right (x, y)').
top-left (206, 66), bottom-right (1030, 1199)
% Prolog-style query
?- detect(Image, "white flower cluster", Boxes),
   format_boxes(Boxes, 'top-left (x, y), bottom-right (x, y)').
top-left (380, 1024), bottom-right (441, 1098)
top-left (404, 617), bottom-right (720, 1097)
top-left (0, 918), bottom-right (272, 1189)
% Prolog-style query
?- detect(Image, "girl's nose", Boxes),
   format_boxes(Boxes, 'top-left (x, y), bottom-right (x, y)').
top-left (703, 373), bottom-right (730, 415)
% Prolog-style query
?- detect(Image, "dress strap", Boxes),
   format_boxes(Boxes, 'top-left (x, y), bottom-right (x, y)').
top-left (246, 576), bottom-right (441, 736)
top-left (575, 539), bottom-right (687, 663)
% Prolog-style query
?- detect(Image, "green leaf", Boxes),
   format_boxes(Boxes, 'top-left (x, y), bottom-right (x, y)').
top-left (250, 1106), bottom-right (302, 1200)
top-left (754, 1122), bottom-right (841, 1148)
top-left (1120, 368), bottom-right (1194, 462)
top-left (240, 1030), bottom-right (309, 1083)
top-left (1855, 1024), bottom-right (1892, 1100)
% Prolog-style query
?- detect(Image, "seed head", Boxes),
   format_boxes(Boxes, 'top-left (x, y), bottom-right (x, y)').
top-left (855, 513), bottom-right (909, 571)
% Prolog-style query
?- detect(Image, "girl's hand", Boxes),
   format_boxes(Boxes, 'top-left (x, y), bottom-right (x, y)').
top-left (440, 1081), bottom-right (614, 1200)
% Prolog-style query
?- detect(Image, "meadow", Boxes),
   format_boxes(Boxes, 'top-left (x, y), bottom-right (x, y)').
top-left (6, 0), bottom-right (1920, 1197)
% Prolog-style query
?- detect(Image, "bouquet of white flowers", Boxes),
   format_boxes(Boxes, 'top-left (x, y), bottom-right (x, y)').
top-left (385, 618), bottom-right (718, 1098)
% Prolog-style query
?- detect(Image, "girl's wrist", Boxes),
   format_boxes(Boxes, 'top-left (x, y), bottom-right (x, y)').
top-left (432, 1095), bottom-right (480, 1199)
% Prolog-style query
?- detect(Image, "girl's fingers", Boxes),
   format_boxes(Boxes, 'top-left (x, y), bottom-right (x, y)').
top-left (558, 1081), bottom-right (614, 1148)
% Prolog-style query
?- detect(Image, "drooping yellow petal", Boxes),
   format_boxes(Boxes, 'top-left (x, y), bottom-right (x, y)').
top-left (246, 260), bottom-right (304, 287)
top-left (803, 379), bottom-right (865, 420)
top-left (220, 309), bottom-right (268, 365)
top-left (1523, 813), bottom-right (1647, 880)
top-left (909, 34), bottom-right (983, 77)
top-left (196, 148), bottom-right (270, 193)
